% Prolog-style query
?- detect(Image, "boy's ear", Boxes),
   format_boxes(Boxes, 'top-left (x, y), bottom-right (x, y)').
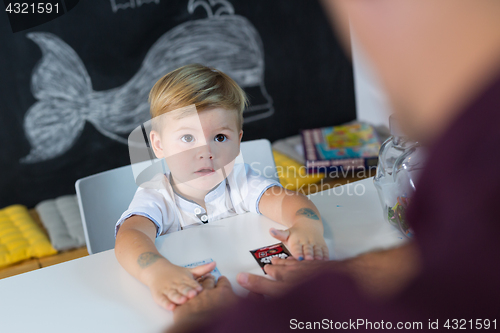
top-left (149, 130), bottom-right (164, 159)
top-left (239, 130), bottom-right (243, 142)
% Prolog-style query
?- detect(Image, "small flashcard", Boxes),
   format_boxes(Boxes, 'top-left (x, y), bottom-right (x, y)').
top-left (250, 242), bottom-right (292, 274)
top-left (183, 258), bottom-right (221, 282)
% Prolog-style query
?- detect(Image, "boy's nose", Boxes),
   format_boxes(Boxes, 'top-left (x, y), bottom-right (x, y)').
top-left (197, 145), bottom-right (213, 159)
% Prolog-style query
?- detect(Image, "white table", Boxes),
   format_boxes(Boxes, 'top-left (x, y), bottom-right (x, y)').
top-left (0, 178), bottom-right (406, 333)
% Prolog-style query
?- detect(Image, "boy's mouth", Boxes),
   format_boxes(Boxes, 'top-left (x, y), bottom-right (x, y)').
top-left (195, 168), bottom-right (215, 176)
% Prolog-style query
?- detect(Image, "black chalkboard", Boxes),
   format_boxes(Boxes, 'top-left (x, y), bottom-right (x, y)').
top-left (0, 0), bottom-right (355, 208)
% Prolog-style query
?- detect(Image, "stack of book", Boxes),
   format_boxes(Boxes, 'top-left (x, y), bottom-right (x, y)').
top-left (301, 122), bottom-right (381, 174)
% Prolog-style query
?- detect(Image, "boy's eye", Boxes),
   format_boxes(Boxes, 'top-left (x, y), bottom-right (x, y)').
top-left (214, 134), bottom-right (227, 142)
top-left (181, 134), bottom-right (194, 143)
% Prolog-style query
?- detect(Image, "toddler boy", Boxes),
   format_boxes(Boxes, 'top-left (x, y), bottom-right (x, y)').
top-left (115, 64), bottom-right (328, 311)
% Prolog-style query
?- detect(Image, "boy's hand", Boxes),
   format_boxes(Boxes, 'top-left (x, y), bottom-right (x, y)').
top-left (269, 220), bottom-right (329, 261)
top-left (141, 258), bottom-right (217, 311)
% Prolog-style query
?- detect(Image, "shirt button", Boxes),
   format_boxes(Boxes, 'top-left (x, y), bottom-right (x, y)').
top-left (194, 208), bottom-right (201, 214)
top-left (201, 214), bottom-right (208, 222)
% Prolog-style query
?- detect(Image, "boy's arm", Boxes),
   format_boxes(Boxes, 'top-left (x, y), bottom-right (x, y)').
top-left (115, 215), bottom-right (215, 310)
top-left (115, 215), bottom-right (163, 284)
top-left (258, 187), bottom-right (321, 228)
top-left (258, 187), bottom-right (329, 261)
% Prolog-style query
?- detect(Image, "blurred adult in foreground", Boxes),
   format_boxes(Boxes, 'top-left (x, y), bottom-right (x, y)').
top-left (169, 0), bottom-right (500, 331)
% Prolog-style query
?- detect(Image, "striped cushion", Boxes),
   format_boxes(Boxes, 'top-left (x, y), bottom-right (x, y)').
top-left (35, 195), bottom-right (85, 251)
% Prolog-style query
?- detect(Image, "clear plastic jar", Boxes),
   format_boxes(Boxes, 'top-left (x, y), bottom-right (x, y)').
top-left (373, 116), bottom-right (425, 238)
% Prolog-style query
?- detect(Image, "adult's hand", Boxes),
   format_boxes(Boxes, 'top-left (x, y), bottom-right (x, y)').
top-left (237, 243), bottom-right (421, 299)
top-left (170, 276), bottom-right (239, 333)
top-left (237, 257), bottom-right (336, 297)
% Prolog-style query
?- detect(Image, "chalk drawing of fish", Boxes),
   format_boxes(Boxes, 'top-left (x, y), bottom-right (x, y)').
top-left (21, 0), bottom-right (273, 163)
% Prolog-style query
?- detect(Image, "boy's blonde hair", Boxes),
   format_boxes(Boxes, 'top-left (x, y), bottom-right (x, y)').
top-left (149, 64), bottom-right (248, 131)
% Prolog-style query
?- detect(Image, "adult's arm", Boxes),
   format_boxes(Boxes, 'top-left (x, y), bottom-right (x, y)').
top-left (238, 242), bottom-right (421, 300)
top-left (168, 242), bottom-right (422, 332)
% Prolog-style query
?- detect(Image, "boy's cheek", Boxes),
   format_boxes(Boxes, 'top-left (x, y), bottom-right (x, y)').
top-left (163, 145), bottom-right (199, 162)
top-left (215, 154), bottom-right (236, 172)
top-left (162, 143), bottom-right (191, 156)
top-left (219, 145), bottom-right (240, 162)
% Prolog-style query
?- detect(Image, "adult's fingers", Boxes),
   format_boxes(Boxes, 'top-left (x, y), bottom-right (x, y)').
top-left (215, 276), bottom-right (233, 290)
top-left (199, 274), bottom-right (216, 290)
top-left (271, 257), bottom-right (299, 266)
top-left (246, 291), bottom-right (265, 301)
top-left (237, 272), bottom-right (285, 297)
top-left (263, 263), bottom-right (291, 282)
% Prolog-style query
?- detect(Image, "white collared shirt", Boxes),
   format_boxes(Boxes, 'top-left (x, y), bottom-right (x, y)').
top-left (115, 163), bottom-right (281, 237)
